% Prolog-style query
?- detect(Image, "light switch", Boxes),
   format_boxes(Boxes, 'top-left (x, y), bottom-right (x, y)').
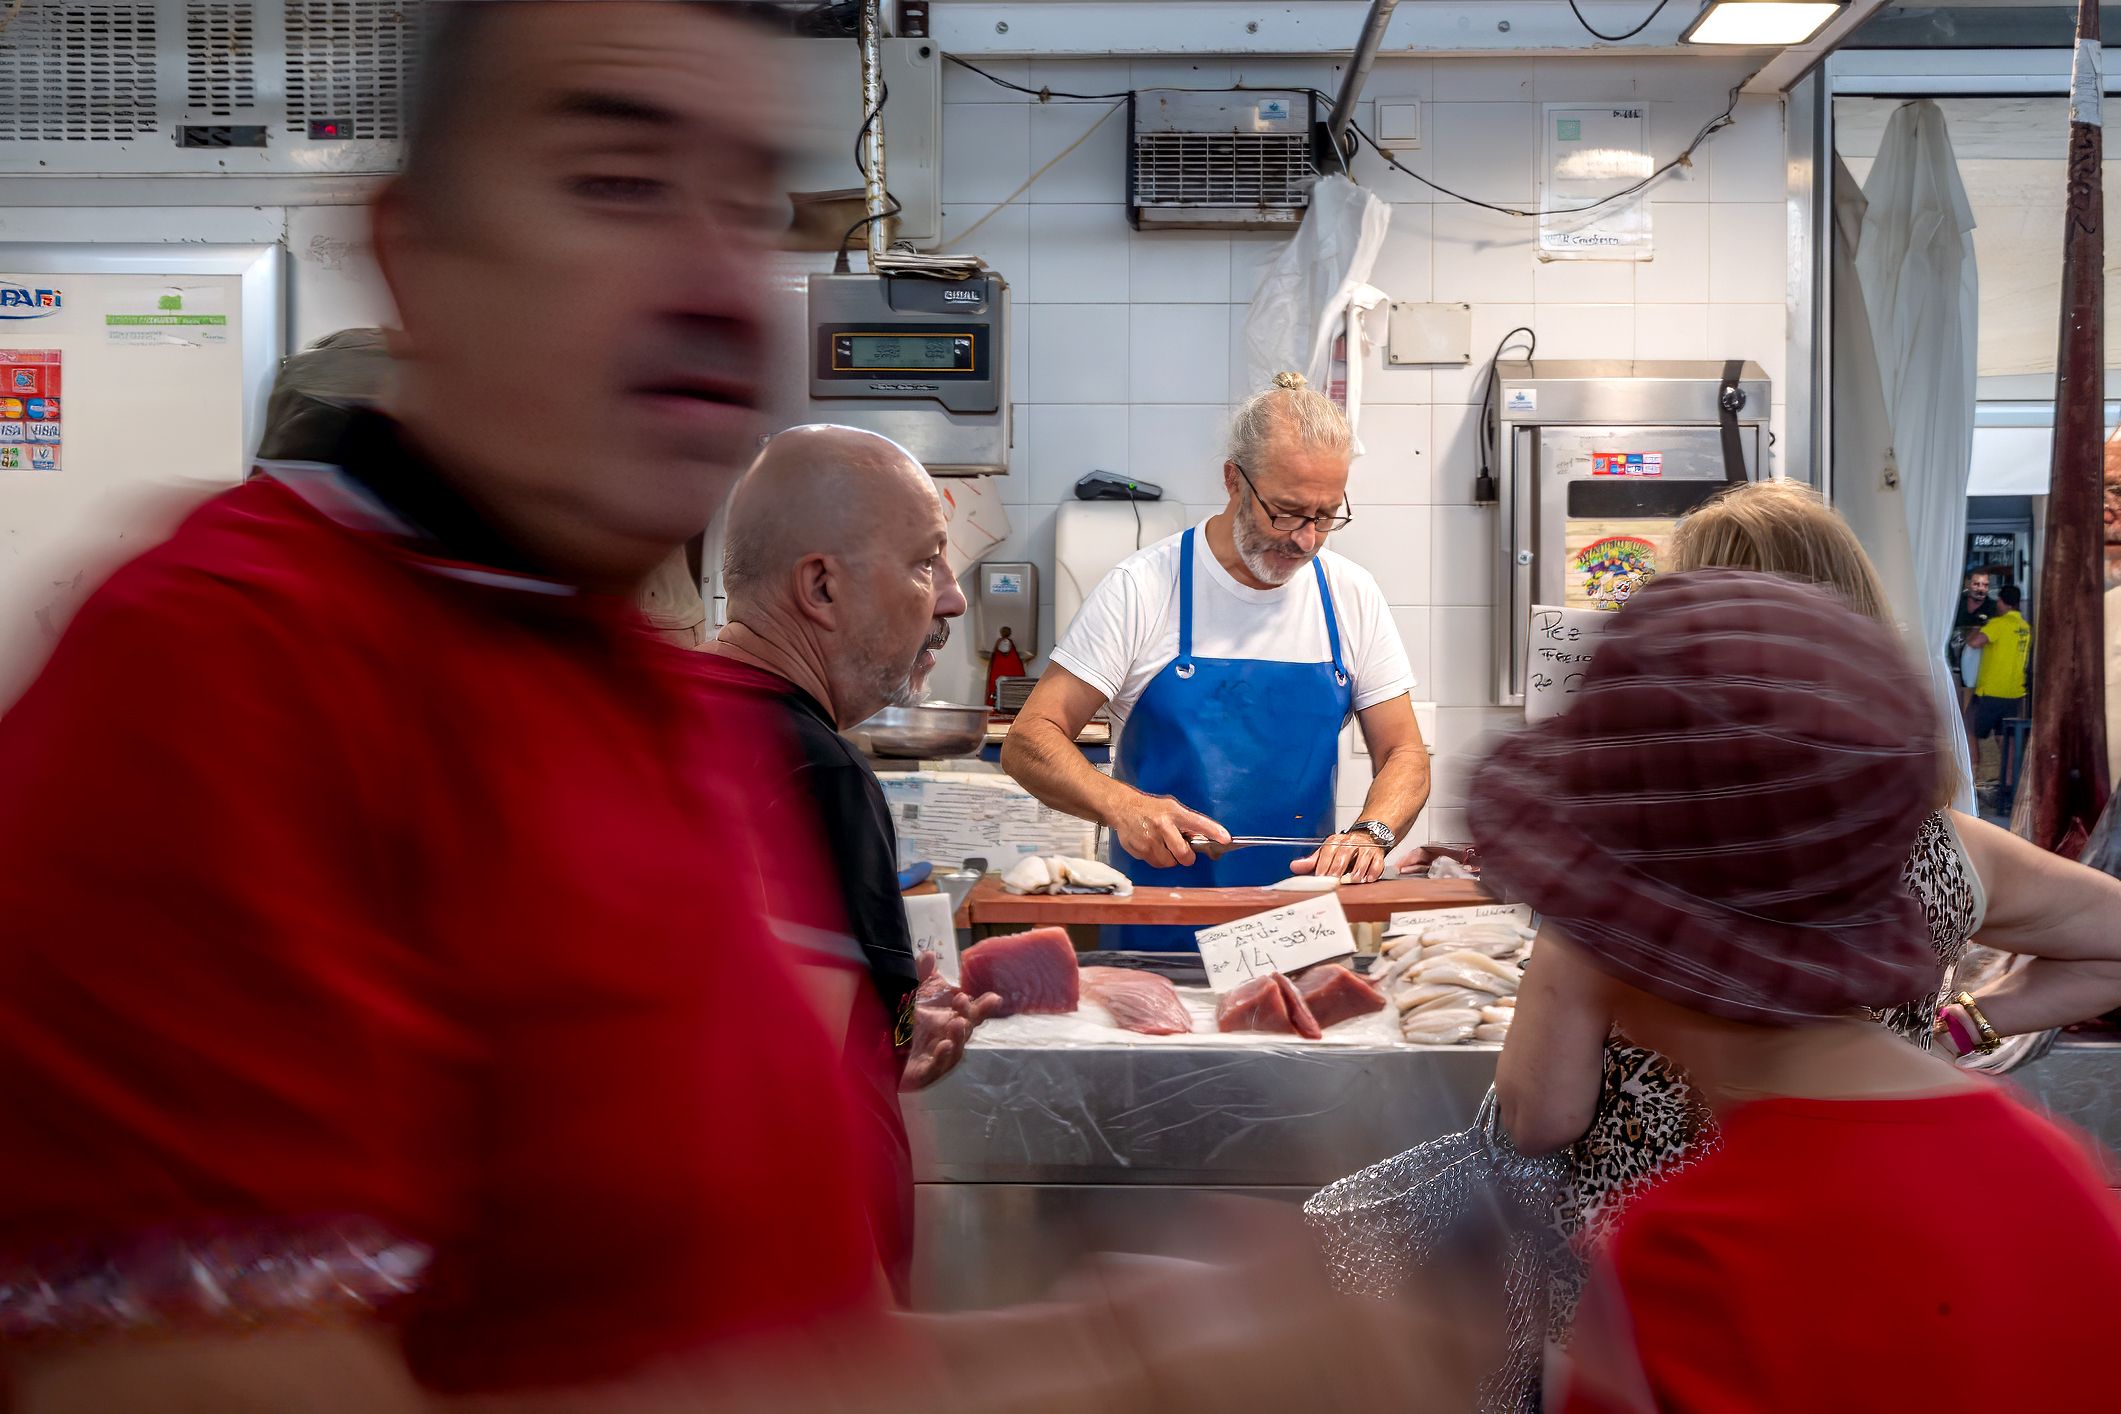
top-left (1376, 101), bottom-right (1422, 150)
top-left (1388, 302), bottom-right (1473, 366)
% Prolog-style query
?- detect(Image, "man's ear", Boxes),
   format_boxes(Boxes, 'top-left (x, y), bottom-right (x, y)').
top-left (792, 553), bottom-right (837, 629)
top-left (1222, 460), bottom-right (1240, 498)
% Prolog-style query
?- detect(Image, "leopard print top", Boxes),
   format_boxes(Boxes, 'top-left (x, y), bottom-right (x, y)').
top-left (1545, 810), bottom-right (1981, 1333)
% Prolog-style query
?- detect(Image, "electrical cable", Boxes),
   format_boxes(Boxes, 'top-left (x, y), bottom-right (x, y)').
top-left (1564, 0), bottom-right (1676, 44)
top-left (941, 57), bottom-right (1736, 224)
top-left (1342, 86), bottom-right (1738, 220)
top-left (1476, 326), bottom-right (1537, 504)
top-left (837, 73), bottom-right (905, 271)
top-left (943, 101), bottom-right (1127, 246)
top-left (943, 53), bottom-right (1132, 102)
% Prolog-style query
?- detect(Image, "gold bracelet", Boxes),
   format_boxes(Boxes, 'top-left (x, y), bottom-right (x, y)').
top-left (1952, 991), bottom-right (2002, 1055)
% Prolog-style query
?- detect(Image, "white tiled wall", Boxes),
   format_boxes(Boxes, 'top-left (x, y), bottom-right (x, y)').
top-left (921, 54), bottom-right (1789, 844)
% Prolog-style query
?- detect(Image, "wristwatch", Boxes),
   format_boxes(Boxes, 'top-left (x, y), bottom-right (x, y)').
top-left (1348, 819), bottom-right (1397, 851)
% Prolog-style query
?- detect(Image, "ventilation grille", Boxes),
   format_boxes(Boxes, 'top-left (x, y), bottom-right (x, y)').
top-left (186, 1), bottom-right (256, 116)
top-left (284, 0), bottom-right (420, 141)
top-left (1132, 132), bottom-right (1315, 209)
top-left (0, 3), bottom-right (160, 142)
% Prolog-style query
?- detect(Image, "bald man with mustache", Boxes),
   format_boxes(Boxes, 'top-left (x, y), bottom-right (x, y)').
top-left (702, 424), bottom-right (996, 1295)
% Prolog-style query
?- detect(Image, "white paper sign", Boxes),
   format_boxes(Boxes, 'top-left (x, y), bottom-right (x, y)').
top-left (1525, 603), bottom-right (1610, 722)
top-left (1384, 902), bottom-right (1535, 939)
top-left (1195, 893), bottom-right (1355, 994)
top-left (1540, 104), bottom-right (1653, 260)
top-left (902, 893), bottom-right (960, 984)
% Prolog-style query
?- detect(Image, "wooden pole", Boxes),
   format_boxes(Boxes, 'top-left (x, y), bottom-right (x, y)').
top-left (2022, 0), bottom-right (2112, 857)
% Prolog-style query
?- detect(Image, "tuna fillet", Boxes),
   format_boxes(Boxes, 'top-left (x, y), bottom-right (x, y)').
top-left (958, 927), bottom-right (1080, 1016)
top-left (1294, 963), bottom-right (1386, 1029)
top-left (1079, 966), bottom-right (1193, 1035)
top-left (1214, 972), bottom-right (1323, 1039)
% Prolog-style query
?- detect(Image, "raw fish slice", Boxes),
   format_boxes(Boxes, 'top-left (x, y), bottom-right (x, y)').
top-left (1408, 986), bottom-right (1491, 1016)
top-left (1402, 1008), bottom-right (1481, 1045)
top-left (1479, 1005), bottom-right (1517, 1025)
top-left (959, 927), bottom-right (1081, 1016)
top-left (1080, 966), bottom-right (1192, 1035)
top-left (1293, 963), bottom-right (1383, 1029)
top-left (1000, 855), bottom-right (1056, 895)
top-left (1275, 972), bottom-right (1324, 1039)
top-left (1215, 973), bottom-right (1324, 1039)
top-left (1474, 1023), bottom-right (1511, 1043)
top-left (1393, 982), bottom-right (1478, 1013)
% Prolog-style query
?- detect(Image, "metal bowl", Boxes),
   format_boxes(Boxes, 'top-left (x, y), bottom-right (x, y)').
top-left (843, 702), bottom-right (990, 759)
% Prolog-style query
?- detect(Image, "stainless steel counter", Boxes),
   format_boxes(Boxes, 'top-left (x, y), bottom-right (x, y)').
top-left (901, 1039), bottom-right (2121, 1309)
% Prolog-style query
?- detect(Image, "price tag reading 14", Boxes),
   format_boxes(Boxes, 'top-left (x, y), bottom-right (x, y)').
top-left (1195, 892), bottom-right (1358, 994)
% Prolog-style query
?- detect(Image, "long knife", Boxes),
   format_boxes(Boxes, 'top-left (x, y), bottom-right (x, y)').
top-left (1185, 833), bottom-right (1331, 858)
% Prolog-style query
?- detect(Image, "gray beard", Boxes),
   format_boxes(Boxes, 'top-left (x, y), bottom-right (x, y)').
top-left (1234, 510), bottom-right (1312, 586)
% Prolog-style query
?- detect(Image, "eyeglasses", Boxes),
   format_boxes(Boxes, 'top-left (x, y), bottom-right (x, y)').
top-left (1232, 462), bottom-right (1355, 534)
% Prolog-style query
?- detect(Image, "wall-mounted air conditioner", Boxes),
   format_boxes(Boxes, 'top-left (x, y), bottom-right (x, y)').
top-left (1127, 88), bottom-right (1319, 233)
top-left (0, 0), bottom-right (422, 177)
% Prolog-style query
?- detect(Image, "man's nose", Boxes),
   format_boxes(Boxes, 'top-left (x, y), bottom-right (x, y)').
top-left (1291, 521), bottom-right (1321, 553)
top-left (937, 563), bottom-right (969, 617)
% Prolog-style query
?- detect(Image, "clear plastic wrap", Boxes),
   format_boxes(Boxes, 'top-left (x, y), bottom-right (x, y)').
top-left (0, 1218), bottom-right (428, 1338)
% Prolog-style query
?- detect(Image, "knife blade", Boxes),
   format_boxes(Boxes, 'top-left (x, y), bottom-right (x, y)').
top-left (1185, 833), bottom-right (1331, 858)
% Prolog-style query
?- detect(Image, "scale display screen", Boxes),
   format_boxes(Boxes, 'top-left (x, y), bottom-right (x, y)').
top-left (832, 331), bottom-right (976, 373)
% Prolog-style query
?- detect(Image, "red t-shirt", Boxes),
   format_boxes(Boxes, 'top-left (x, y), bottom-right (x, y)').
top-left (1565, 1084), bottom-right (2121, 1413)
top-left (0, 476), bottom-right (889, 1392)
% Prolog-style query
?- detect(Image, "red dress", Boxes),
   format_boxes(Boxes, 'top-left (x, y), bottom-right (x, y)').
top-left (1564, 1086), bottom-right (2121, 1413)
top-left (0, 471), bottom-right (889, 1392)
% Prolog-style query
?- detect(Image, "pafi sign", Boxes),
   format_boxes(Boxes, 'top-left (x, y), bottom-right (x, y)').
top-left (0, 284), bottom-right (63, 319)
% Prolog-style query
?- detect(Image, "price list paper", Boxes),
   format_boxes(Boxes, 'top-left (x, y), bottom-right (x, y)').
top-left (1195, 893), bottom-right (1357, 994)
top-left (1525, 603), bottom-right (1611, 723)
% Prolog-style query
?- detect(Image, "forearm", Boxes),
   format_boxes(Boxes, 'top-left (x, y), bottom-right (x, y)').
top-left (1001, 719), bottom-right (1131, 827)
top-left (1972, 957), bottom-right (2121, 1039)
top-left (1354, 742), bottom-right (1431, 837)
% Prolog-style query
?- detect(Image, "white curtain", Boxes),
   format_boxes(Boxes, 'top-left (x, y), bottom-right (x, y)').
top-left (1856, 101), bottom-right (1979, 813)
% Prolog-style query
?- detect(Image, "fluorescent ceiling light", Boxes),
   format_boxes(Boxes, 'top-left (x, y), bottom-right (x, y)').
top-left (1681, 1), bottom-right (1845, 46)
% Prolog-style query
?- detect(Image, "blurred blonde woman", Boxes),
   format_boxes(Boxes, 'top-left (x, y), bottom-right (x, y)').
top-left (1495, 479), bottom-right (2121, 1334)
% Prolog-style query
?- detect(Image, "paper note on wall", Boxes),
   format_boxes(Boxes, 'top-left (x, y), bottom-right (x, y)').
top-left (902, 892), bottom-right (960, 983)
top-left (1196, 893), bottom-right (1356, 994)
top-left (1525, 603), bottom-right (1610, 722)
top-left (939, 477), bottom-right (1010, 577)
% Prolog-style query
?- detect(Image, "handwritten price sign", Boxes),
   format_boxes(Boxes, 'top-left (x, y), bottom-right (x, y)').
top-left (1525, 603), bottom-right (1610, 723)
top-left (1195, 893), bottom-right (1356, 994)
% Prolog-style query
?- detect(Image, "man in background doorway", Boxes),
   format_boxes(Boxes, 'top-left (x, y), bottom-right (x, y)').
top-left (1968, 583), bottom-right (2032, 803)
top-left (1951, 568), bottom-right (1994, 696)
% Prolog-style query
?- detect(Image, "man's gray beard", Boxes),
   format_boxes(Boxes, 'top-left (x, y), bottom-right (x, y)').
top-left (876, 621), bottom-right (950, 709)
top-left (1234, 510), bottom-right (1312, 586)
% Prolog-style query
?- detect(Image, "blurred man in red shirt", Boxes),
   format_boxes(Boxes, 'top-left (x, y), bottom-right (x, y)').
top-left (0, 1), bottom-right (903, 1403)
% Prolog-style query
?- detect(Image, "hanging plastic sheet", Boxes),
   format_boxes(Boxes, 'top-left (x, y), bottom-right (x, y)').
top-left (1240, 176), bottom-right (1390, 448)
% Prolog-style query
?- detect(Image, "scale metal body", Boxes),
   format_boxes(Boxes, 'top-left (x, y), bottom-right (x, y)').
top-left (806, 271), bottom-right (1011, 476)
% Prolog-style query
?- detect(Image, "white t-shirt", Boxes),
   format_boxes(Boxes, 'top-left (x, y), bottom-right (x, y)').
top-left (1048, 521), bottom-right (1415, 730)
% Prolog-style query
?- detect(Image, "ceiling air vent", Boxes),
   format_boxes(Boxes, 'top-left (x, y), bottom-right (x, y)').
top-left (1128, 89), bottom-right (1319, 233)
top-left (283, 0), bottom-right (421, 141)
top-left (0, 2), bottom-right (160, 142)
top-left (186, 1), bottom-right (257, 117)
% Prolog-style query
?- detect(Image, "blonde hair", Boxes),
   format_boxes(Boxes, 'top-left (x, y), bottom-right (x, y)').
top-left (1667, 479), bottom-right (1959, 806)
top-left (1228, 371), bottom-right (1353, 470)
top-left (1667, 481), bottom-right (1892, 625)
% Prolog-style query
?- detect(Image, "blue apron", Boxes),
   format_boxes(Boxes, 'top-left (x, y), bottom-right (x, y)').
top-left (1106, 527), bottom-right (1355, 951)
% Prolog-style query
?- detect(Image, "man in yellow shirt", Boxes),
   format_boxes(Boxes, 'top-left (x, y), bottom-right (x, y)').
top-left (1968, 584), bottom-right (2032, 790)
